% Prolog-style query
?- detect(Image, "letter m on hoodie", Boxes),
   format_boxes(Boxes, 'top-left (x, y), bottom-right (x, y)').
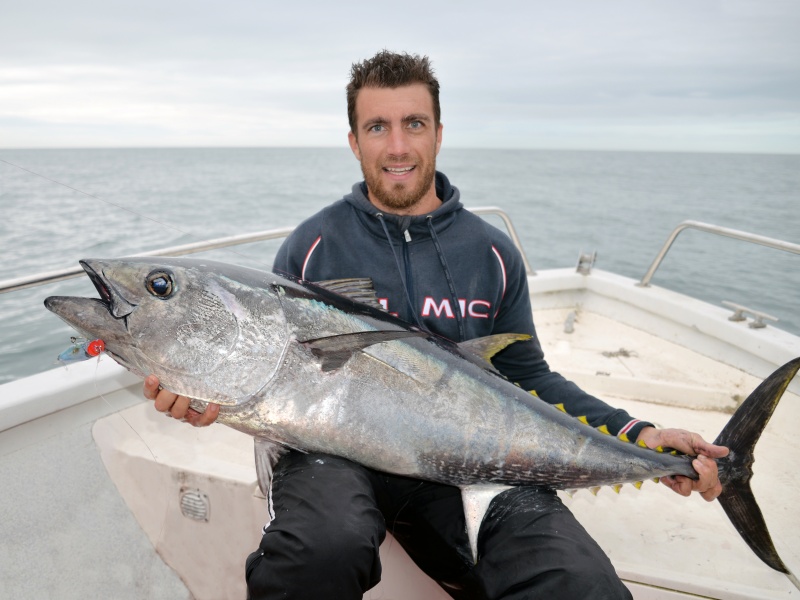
top-left (422, 296), bottom-right (455, 319)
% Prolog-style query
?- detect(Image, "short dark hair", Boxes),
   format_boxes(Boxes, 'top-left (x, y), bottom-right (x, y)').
top-left (347, 50), bottom-right (441, 134)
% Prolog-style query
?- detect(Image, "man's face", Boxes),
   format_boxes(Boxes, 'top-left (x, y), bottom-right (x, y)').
top-left (348, 83), bottom-right (443, 215)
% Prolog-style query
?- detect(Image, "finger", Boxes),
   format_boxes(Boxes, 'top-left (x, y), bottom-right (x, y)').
top-left (643, 429), bottom-right (693, 455)
top-left (185, 403), bottom-right (220, 427)
top-left (700, 482), bottom-right (722, 502)
top-left (692, 456), bottom-right (722, 499)
top-left (694, 439), bottom-right (729, 459)
top-left (183, 408), bottom-right (201, 425)
top-left (665, 431), bottom-right (700, 456)
top-left (661, 475), bottom-right (692, 497)
top-left (143, 375), bottom-right (161, 400)
top-left (168, 395), bottom-right (191, 419)
top-left (686, 433), bottom-right (728, 459)
top-left (153, 389), bottom-right (180, 413)
top-left (658, 430), bottom-right (728, 459)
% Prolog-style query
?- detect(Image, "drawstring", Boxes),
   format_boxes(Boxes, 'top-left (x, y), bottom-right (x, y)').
top-left (427, 216), bottom-right (466, 341)
top-left (376, 213), bottom-right (425, 330)
top-left (375, 211), bottom-right (465, 341)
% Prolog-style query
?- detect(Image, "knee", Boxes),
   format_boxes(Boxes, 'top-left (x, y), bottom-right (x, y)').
top-left (268, 460), bottom-right (386, 567)
top-left (478, 487), bottom-right (631, 599)
top-left (287, 516), bottom-right (382, 564)
top-left (246, 454), bottom-right (386, 597)
top-left (246, 525), bottom-right (383, 598)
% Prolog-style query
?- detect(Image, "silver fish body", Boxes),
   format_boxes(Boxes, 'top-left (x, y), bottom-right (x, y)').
top-left (44, 257), bottom-right (799, 574)
top-left (45, 257), bottom-right (693, 489)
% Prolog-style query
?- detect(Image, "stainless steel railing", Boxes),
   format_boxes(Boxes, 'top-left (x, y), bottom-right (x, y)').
top-left (638, 220), bottom-right (800, 287)
top-left (0, 207), bottom-right (533, 295)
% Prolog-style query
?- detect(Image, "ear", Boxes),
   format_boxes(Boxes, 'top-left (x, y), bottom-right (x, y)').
top-left (435, 123), bottom-right (443, 155)
top-left (348, 131), bottom-right (362, 161)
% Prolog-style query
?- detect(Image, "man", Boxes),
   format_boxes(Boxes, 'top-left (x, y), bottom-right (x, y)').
top-left (144, 51), bottom-right (727, 599)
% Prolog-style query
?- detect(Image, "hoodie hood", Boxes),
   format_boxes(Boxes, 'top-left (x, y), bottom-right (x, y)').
top-left (344, 171), bottom-right (463, 239)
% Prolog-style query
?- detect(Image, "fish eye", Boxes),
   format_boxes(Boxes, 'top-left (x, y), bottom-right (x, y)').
top-left (146, 271), bottom-right (174, 298)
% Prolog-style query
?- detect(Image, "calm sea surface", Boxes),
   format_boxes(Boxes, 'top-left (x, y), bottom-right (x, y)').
top-left (1, 148), bottom-right (798, 384)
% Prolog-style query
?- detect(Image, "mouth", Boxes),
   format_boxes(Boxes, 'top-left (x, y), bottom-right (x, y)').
top-left (79, 259), bottom-right (137, 320)
top-left (43, 259), bottom-right (138, 372)
top-left (383, 165), bottom-right (415, 176)
top-left (81, 260), bottom-right (113, 309)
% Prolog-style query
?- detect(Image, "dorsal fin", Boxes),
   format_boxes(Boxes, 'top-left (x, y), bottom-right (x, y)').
top-left (315, 278), bottom-right (383, 310)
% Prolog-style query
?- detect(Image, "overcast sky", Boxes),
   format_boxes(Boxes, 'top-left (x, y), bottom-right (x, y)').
top-left (1, 1), bottom-right (798, 153)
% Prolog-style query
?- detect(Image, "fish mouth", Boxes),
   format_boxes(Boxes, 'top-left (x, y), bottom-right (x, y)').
top-left (44, 260), bottom-right (138, 372)
top-left (81, 260), bottom-right (113, 308)
top-left (79, 259), bottom-right (136, 319)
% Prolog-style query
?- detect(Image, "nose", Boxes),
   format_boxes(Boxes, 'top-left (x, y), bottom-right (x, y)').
top-left (386, 127), bottom-right (411, 157)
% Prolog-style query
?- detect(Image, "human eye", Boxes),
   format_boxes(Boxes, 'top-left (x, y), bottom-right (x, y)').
top-left (368, 123), bottom-right (386, 133)
top-left (407, 120), bottom-right (423, 130)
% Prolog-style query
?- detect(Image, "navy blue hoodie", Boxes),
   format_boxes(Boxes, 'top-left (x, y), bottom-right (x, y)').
top-left (274, 172), bottom-right (651, 441)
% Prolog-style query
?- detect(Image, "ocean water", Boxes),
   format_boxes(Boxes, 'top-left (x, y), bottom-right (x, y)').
top-left (1, 148), bottom-right (798, 385)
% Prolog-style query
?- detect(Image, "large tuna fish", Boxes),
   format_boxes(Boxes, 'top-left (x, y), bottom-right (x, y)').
top-left (44, 257), bottom-right (798, 575)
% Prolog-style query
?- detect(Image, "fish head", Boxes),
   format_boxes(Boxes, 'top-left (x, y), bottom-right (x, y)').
top-left (44, 257), bottom-right (290, 405)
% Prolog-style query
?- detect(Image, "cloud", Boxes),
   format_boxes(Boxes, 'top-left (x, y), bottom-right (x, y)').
top-left (1, 1), bottom-right (798, 152)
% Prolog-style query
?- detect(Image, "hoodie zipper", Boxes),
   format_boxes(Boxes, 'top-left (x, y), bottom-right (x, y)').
top-left (375, 214), bottom-right (424, 330)
top-left (426, 216), bottom-right (466, 341)
top-left (402, 230), bottom-right (415, 317)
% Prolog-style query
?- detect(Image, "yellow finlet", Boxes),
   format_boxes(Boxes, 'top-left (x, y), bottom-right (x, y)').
top-left (655, 446), bottom-right (664, 453)
top-left (577, 415), bottom-right (589, 425)
top-left (619, 433), bottom-right (630, 443)
top-left (589, 486), bottom-right (601, 496)
top-left (554, 403), bottom-right (566, 413)
top-left (652, 477), bottom-right (660, 484)
top-left (597, 424), bottom-right (610, 435)
top-left (637, 439), bottom-right (648, 448)
top-left (633, 481), bottom-right (643, 490)
top-left (612, 484), bottom-right (622, 494)
top-left (529, 390), bottom-right (539, 397)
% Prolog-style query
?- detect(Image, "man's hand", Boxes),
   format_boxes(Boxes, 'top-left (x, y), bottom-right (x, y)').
top-left (143, 375), bottom-right (219, 427)
top-left (636, 426), bottom-right (728, 502)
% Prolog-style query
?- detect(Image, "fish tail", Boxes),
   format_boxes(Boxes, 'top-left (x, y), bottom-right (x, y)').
top-left (714, 356), bottom-right (800, 574)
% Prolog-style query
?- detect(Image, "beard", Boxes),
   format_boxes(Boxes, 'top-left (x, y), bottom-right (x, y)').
top-left (360, 154), bottom-right (437, 212)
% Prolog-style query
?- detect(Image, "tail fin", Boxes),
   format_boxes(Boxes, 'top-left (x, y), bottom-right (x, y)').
top-left (714, 357), bottom-right (800, 574)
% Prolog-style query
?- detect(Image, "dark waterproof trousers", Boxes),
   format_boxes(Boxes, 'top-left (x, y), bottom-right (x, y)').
top-left (245, 452), bottom-right (632, 600)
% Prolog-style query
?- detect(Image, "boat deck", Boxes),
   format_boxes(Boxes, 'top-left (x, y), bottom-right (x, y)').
top-left (534, 300), bottom-right (800, 599)
top-left (1, 269), bottom-right (798, 599)
top-left (538, 307), bottom-right (799, 599)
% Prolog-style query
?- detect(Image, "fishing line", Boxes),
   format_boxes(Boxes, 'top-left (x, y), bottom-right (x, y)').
top-left (7, 155), bottom-right (251, 542)
top-left (90, 354), bottom-right (159, 461)
top-left (0, 146), bottom-right (268, 559)
top-left (9, 156), bottom-right (336, 566)
top-left (90, 353), bottom-right (173, 551)
top-left (0, 157), bottom-right (277, 272)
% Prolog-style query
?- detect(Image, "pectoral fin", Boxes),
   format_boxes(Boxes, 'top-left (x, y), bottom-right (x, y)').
top-left (302, 330), bottom-right (428, 371)
top-left (460, 484), bottom-right (513, 563)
